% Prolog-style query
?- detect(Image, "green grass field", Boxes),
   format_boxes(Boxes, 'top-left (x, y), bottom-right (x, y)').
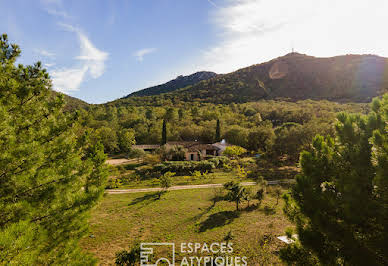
top-left (81, 186), bottom-right (292, 265)
top-left (116, 170), bottom-right (255, 189)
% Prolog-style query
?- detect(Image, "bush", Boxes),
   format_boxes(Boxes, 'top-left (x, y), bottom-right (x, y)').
top-left (106, 178), bottom-right (121, 189)
top-left (208, 156), bottom-right (230, 168)
top-left (127, 147), bottom-right (146, 159)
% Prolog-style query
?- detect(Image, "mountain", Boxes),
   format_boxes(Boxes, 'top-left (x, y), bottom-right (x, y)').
top-left (124, 71), bottom-right (217, 97)
top-left (168, 53), bottom-right (388, 103)
top-left (115, 53), bottom-right (388, 105)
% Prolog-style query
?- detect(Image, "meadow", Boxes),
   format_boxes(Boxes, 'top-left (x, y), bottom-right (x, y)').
top-left (81, 186), bottom-right (291, 265)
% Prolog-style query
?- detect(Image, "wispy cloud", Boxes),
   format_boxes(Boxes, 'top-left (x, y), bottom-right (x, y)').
top-left (40, 0), bottom-right (71, 19)
top-left (207, 0), bottom-right (217, 7)
top-left (51, 23), bottom-right (109, 92)
top-left (133, 48), bottom-right (156, 62)
top-left (44, 63), bottom-right (56, 68)
top-left (34, 49), bottom-right (56, 58)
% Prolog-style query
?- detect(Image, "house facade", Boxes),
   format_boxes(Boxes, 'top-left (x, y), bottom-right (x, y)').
top-left (133, 140), bottom-right (229, 161)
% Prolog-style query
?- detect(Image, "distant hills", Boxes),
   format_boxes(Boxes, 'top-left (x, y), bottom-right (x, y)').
top-left (64, 53), bottom-right (388, 107)
top-left (124, 71), bottom-right (217, 98)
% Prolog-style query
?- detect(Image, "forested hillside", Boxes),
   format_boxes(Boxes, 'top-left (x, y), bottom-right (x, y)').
top-left (51, 90), bottom-right (89, 110)
top-left (124, 71), bottom-right (217, 97)
top-left (114, 53), bottom-right (388, 105)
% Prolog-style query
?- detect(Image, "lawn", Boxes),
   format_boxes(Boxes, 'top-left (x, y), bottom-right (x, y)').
top-left (81, 186), bottom-right (292, 265)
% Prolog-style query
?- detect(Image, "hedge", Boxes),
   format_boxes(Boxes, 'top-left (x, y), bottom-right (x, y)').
top-left (153, 161), bottom-right (216, 175)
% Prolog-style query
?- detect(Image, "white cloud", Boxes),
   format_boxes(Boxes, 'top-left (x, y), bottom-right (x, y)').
top-left (34, 49), bottom-right (55, 58)
top-left (201, 0), bottom-right (388, 73)
top-left (51, 24), bottom-right (109, 93)
top-left (133, 48), bottom-right (156, 62)
top-left (40, 0), bottom-right (71, 19)
top-left (44, 63), bottom-right (56, 68)
top-left (51, 66), bottom-right (88, 92)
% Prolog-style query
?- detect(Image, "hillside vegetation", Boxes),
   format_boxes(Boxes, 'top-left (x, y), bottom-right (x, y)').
top-left (115, 53), bottom-right (388, 105)
top-left (124, 71), bottom-right (217, 98)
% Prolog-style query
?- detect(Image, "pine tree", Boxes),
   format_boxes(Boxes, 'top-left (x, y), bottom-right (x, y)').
top-left (215, 119), bottom-right (221, 142)
top-left (162, 119), bottom-right (167, 145)
top-left (0, 34), bottom-right (108, 264)
top-left (280, 94), bottom-right (388, 265)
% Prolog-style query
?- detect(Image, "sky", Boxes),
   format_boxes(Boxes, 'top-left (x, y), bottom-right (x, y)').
top-left (1, 0), bottom-right (388, 104)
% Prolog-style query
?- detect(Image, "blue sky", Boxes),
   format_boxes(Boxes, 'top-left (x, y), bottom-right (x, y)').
top-left (2, 0), bottom-right (388, 103)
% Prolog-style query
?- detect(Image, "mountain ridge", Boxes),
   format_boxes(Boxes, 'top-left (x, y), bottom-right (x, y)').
top-left (124, 71), bottom-right (217, 98)
top-left (165, 52), bottom-right (388, 103)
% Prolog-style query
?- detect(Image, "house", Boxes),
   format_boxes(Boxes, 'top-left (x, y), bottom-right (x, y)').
top-left (133, 140), bottom-right (229, 161)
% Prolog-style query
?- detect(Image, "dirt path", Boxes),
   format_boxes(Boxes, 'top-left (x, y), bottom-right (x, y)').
top-left (106, 181), bottom-right (282, 194)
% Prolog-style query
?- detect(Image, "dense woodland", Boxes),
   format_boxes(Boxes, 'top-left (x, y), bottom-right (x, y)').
top-left (83, 99), bottom-right (368, 163)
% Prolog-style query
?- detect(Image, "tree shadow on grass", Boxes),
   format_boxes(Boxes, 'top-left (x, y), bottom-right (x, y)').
top-left (259, 205), bottom-right (277, 216)
top-left (128, 191), bottom-right (165, 207)
top-left (197, 211), bottom-right (240, 232)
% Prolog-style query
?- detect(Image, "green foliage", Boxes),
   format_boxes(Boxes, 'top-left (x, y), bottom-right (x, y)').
top-left (167, 145), bottom-right (187, 161)
top-left (162, 119), bottom-right (167, 144)
top-left (158, 172), bottom-right (175, 198)
top-left (93, 126), bottom-right (119, 154)
top-left (153, 160), bottom-right (216, 176)
top-left (281, 94), bottom-right (388, 265)
top-left (255, 188), bottom-right (265, 206)
top-left (247, 125), bottom-right (275, 152)
top-left (207, 156), bottom-right (230, 168)
top-left (106, 178), bottom-right (122, 189)
top-left (127, 147), bottom-right (146, 159)
top-left (223, 181), bottom-right (247, 211)
top-left (191, 170), bottom-right (202, 180)
top-left (0, 35), bottom-right (108, 264)
top-left (223, 145), bottom-right (247, 158)
top-left (235, 165), bottom-right (248, 179)
top-left (115, 242), bottom-right (141, 266)
top-left (118, 128), bottom-right (136, 153)
top-left (215, 119), bottom-right (221, 142)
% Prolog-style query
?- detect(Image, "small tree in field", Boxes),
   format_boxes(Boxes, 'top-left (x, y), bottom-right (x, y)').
top-left (280, 94), bottom-right (388, 265)
top-left (255, 188), bottom-right (265, 206)
top-left (224, 181), bottom-right (247, 211)
top-left (158, 172), bottom-right (174, 198)
top-left (244, 187), bottom-right (255, 207)
top-left (273, 186), bottom-right (282, 206)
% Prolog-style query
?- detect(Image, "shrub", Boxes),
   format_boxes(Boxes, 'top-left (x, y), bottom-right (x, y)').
top-left (208, 156), bottom-right (230, 168)
top-left (106, 178), bottom-right (121, 189)
top-left (153, 160), bottom-right (216, 175)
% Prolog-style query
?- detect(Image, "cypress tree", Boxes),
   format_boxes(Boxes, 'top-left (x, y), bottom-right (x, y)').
top-left (0, 34), bottom-right (108, 264)
top-left (280, 94), bottom-right (388, 265)
top-left (162, 119), bottom-right (167, 144)
top-left (215, 119), bottom-right (221, 142)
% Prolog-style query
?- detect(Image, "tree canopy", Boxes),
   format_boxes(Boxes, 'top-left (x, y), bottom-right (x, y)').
top-left (0, 34), bottom-right (108, 264)
top-left (280, 94), bottom-right (388, 265)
